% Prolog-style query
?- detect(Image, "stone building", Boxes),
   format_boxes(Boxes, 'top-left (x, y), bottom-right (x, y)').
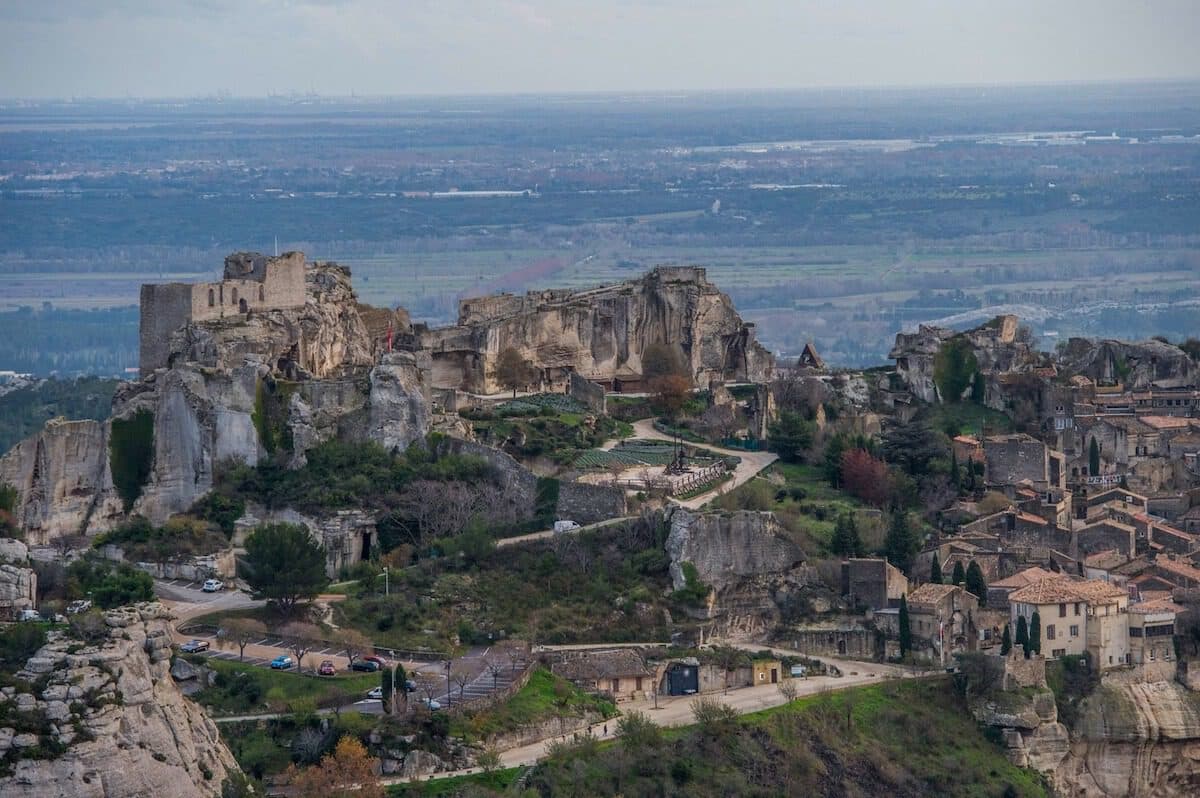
top-left (139, 252), bottom-right (307, 375)
top-left (841, 558), bottom-right (908, 611)
top-left (551, 649), bottom-right (655, 703)
top-left (1008, 577), bottom-right (1129, 667)
top-left (984, 434), bottom-right (1066, 492)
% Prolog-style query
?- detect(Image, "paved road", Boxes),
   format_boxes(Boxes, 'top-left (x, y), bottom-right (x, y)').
top-left (495, 515), bottom-right (633, 548)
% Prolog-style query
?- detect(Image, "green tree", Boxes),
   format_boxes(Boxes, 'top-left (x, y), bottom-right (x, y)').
top-left (109, 410), bottom-right (155, 512)
top-left (970, 372), bottom-right (986, 404)
top-left (381, 663), bottom-right (408, 715)
top-left (951, 560), bottom-right (966, 586)
top-left (880, 419), bottom-right (947, 478)
top-left (242, 523), bottom-right (329, 615)
top-left (885, 508), bottom-right (919, 573)
top-left (823, 434), bottom-right (847, 487)
top-left (1089, 437), bottom-right (1101, 475)
top-left (831, 512), bottom-right (862, 557)
top-left (767, 410), bottom-right (814, 463)
top-left (929, 554), bottom-right (943, 584)
top-left (899, 595), bottom-right (912, 657)
top-left (1016, 615), bottom-right (1029, 656)
top-left (1030, 610), bottom-right (1042, 656)
top-left (933, 337), bottom-right (979, 402)
top-left (965, 560), bottom-right (987, 599)
top-left (641, 342), bottom-right (686, 380)
top-left (1001, 623), bottom-right (1012, 656)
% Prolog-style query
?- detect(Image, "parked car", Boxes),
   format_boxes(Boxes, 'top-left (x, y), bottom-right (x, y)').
top-left (351, 659), bottom-right (381, 672)
top-left (270, 655), bottom-right (294, 670)
top-left (17, 609), bottom-right (41, 622)
top-left (553, 519), bottom-right (581, 533)
top-left (422, 698), bottom-right (442, 711)
top-left (405, 679), bottom-right (418, 693)
top-left (362, 654), bottom-right (387, 668)
top-left (366, 687), bottom-right (383, 700)
top-left (318, 660), bottom-right (336, 676)
top-left (180, 639), bottom-right (210, 654)
top-left (66, 599), bottom-right (92, 615)
top-left (201, 579), bottom-right (224, 593)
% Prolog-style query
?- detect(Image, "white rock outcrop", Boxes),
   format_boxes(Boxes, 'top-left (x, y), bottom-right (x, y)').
top-left (0, 602), bottom-right (241, 798)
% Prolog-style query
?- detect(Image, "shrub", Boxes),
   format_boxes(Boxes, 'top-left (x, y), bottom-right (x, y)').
top-left (109, 410), bottom-right (154, 512)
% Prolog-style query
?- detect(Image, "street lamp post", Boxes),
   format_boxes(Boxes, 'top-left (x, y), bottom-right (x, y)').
top-left (389, 649), bottom-right (396, 714)
top-left (384, 566), bottom-right (389, 596)
top-left (445, 659), bottom-right (452, 708)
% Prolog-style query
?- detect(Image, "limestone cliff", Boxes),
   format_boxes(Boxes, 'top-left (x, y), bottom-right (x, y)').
top-left (0, 539), bottom-right (37, 616)
top-left (0, 253), bottom-right (432, 538)
top-left (664, 507), bottom-right (813, 638)
top-left (1054, 681), bottom-right (1200, 798)
top-left (0, 602), bottom-right (241, 798)
top-left (1056, 338), bottom-right (1199, 389)
top-left (423, 266), bottom-right (773, 393)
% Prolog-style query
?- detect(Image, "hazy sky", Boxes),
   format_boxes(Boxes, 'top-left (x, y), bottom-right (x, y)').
top-left (2, 0), bottom-right (1198, 98)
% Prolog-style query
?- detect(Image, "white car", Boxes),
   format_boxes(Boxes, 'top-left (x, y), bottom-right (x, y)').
top-left (17, 609), bottom-right (42, 622)
top-left (553, 519), bottom-right (581, 534)
top-left (423, 698), bottom-right (442, 711)
top-left (202, 579), bottom-right (224, 593)
top-left (367, 687), bottom-right (384, 700)
top-left (66, 599), bottom-right (92, 615)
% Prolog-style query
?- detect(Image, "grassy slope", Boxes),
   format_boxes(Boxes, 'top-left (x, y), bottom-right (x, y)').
top-left (451, 668), bottom-right (617, 742)
top-left (190, 655), bottom-right (381, 714)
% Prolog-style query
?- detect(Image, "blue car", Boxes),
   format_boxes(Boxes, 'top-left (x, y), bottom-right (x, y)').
top-left (269, 655), bottom-right (294, 670)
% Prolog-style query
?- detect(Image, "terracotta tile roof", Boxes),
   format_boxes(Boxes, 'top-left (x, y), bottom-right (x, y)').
top-left (1016, 512), bottom-right (1049, 525)
top-left (1153, 524), bottom-right (1192, 543)
top-left (1153, 557), bottom-right (1200, 584)
top-left (907, 583), bottom-right (963, 606)
top-left (953, 435), bottom-right (979, 445)
top-left (1009, 577), bottom-right (1126, 605)
top-left (1129, 598), bottom-right (1182, 615)
top-left (1081, 519), bottom-right (1136, 534)
top-left (1139, 416), bottom-right (1194, 430)
top-left (1083, 549), bottom-right (1127, 570)
top-left (553, 650), bottom-right (653, 681)
top-left (991, 567), bottom-right (1057, 589)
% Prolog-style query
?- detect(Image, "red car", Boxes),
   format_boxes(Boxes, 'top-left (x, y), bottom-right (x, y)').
top-left (318, 660), bottom-right (336, 676)
top-left (362, 655), bottom-right (387, 669)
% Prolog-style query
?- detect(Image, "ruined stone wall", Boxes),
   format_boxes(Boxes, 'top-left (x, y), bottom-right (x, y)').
top-left (783, 627), bottom-right (879, 659)
top-left (985, 436), bottom-right (1049, 487)
top-left (568, 371), bottom-right (607, 414)
top-left (556, 480), bottom-right (627, 525)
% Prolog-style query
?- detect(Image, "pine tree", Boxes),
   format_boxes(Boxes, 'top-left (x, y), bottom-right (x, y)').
top-left (1001, 623), bottom-right (1012, 656)
top-left (929, 554), bottom-right (943, 584)
top-left (951, 560), bottom-right (966, 586)
top-left (898, 595), bottom-right (912, 657)
top-left (885, 508), bottom-right (919, 573)
top-left (831, 512), bottom-right (862, 557)
top-left (1016, 615), bottom-right (1029, 656)
top-left (965, 560), bottom-right (987, 598)
top-left (1030, 611), bottom-right (1042, 656)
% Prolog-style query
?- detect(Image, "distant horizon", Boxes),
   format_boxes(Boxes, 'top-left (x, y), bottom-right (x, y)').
top-left (5, 76), bottom-right (1200, 105)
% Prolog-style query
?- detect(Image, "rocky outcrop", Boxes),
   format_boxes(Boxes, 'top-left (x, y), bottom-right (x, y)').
top-left (0, 254), bottom-right (432, 538)
top-left (1056, 337), bottom-right (1199, 389)
top-left (0, 602), bottom-right (240, 798)
top-left (889, 315), bottom-right (1039, 403)
top-left (423, 265), bottom-right (773, 393)
top-left (0, 538), bottom-right (36, 615)
top-left (1054, 682), bottom-right (1200, 798)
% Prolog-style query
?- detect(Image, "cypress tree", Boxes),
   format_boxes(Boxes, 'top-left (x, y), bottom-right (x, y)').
top-left (885, 508), bottom-right (919, 574)
top-left (1030, 611), bottom-right (1042, 656)
top-left (951, 560), bottom-right (966, 586)
top-left (898, 595), bottom-right (912, 657)
top-left (1016, 615), bottom-right (1029, 656)
top-left (929, 554), bottom-right (943, 585)
top-left (965, 560), bottom-right (987, 598)
top-left (832, 513), bottom-right (862, 557)
top-left (1089, 437), bottom-right (1101, 476)
top-left (1001, 623), bottom-right (1012, 656)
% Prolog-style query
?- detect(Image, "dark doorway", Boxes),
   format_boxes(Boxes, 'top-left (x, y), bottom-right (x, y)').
top-left (837, 639), bottom-right (847, 655)
top-left (770, 668), bottom-right (778, 684)
top-left (239, 298), bottom-right (248, 313)
top-left (361, 531), bottom-right (373, 558)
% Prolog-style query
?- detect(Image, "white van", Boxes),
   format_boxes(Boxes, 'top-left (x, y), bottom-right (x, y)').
top-left (553, 520), bottom-right (581, 534)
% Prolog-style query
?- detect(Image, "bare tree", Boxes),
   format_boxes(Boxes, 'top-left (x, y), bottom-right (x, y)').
top-left (486, 660), bottom-right (507, 691)
top-left (217, 617), bottom-right (267, 662)
top-left (397, 481), bottom-right (479, 546)
top-left (778, 679), bottom-right (798, 703)
top-left (504, 641), bottom-right (526, 674)
top-left (334, 628), bottom-right (373, 667)
top-left (280, 622), bottom-right (321, 672)
top-left (450, 667), bottom-right (472, 703)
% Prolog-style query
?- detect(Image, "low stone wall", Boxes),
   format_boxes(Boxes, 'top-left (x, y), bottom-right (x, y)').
top-left (98, 544), bottom-right (238, 581)
top-left (1003, 650), bottom-right (1047, 690)
top-left (784, 627), bottom-right (881, 660)
top-left (486, 710), bottom-right (604, 753)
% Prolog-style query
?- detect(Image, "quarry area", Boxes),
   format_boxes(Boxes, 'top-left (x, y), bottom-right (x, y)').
top-left (1, 251), bottom-right (1200, 797)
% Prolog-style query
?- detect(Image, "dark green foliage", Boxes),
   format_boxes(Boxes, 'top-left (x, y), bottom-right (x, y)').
top-left (189, 492), bottom-right (246, 538)
top-left (381, 663), bottom-right (407, 714)
top-left (0, 482), bottom-right (18, 538)
top-left (535, 477), bottom-right (560, 525)
top-left (823, 434), bottom-right (847, 486)
top-left (970, 372), bottom-right (987, 403)
top-left (767, 410), bottom-right (815, 463)
top-left (671, 561), bottom-right (710, 606)
top-left (1016, 615), bottom-right (1029, 655)
top-left (965, 560), bottom-right (987, 599)
top-left (1046, 655), bottom-right (1099, 729)
top-left (929, 554), bottom-right (943, 584)
top-left (1001, 623), bottom-right (1012, 656)
top-left (0, 376), bottom-right (120, 452)
top-left (91, 514), bottom-right (227, 561)
top-left (885, 509), bottom-right (919, 573)
top-left (108, 410), bottom-right (154, 512)
top-left (899, 595), bottom-right (912, 656)
top-left (831, 512), bottom-right (862, 557)
top-left (66, 558), bottom-right (154, 608)
top-left (0, 623), bottom-right (46, 671)
top-left (242, 523), bottom-right (329, 614)
top-left (1030, 611), bottom-right (1042, 655)
top-left (1088, 437), bottom-right (1101, 475)
top-left (934, 336), bottom-right (979, 402)
top-left (879, 420), bottom-right (948, 478)
top-left (252, 379), bottom-right (296, 456)
top-left (951, 560), bottom-right (966, 586)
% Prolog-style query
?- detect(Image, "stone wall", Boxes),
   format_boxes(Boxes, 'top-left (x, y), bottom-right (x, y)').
top-left (783, 627), bottom-right (880, 659)
top-left (568, 371), bottom-right (607, 414)
top-left (985, 434), bottom-right (1050, 487)
top-left (556, 480), bottom-right (627, 525)
top-left (1003, 650), bottom-right (1048, 690)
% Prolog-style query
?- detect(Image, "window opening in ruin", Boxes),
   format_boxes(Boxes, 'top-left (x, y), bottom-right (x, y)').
top-left (208, 288), bottom-right (215, 307)
top-left (259, 285), bottom-right (265, 302)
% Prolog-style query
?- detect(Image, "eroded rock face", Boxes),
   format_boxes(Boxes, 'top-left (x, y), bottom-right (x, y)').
top-left (0, 602), bottom-right (241, 798)
top-left (423, 266), bottom-right (774, 393)
top-left (665, 508), bottom-right (806, 593)
top-left (368, 352), bottom-right (432, 453)
top-left (1056, 338), bottom-right (1199, 389)
top-left (1054, 682), bottom-right (1200, 798)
